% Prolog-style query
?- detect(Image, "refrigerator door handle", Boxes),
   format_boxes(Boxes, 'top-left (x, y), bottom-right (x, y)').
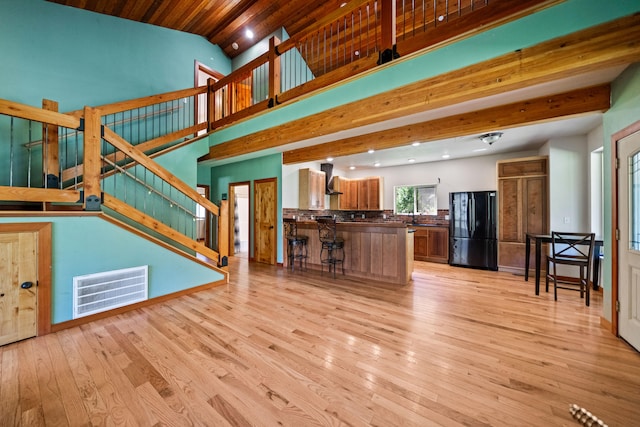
top-left (468, 194), bottom-right (476, 237)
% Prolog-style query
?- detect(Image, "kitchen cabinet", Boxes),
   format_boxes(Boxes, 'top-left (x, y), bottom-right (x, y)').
top-left (330, 176), bottom-right (383, 210)
top-left (497, 156), bottom-right (548, 272)
top-left (413, 226), bottom-right (449, 263)
top-left (299, 168), bottom-right (326, 210)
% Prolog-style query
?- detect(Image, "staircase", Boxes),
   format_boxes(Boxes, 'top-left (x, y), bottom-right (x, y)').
top-left (0, 90), bottom-right (225, 276)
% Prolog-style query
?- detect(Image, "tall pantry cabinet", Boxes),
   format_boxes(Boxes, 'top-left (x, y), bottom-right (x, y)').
top-left (497, 156), bottom-right (549, 272)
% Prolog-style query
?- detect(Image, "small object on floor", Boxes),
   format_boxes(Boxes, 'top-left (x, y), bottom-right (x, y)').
top-left (569, 404), bottom-right (607, 427)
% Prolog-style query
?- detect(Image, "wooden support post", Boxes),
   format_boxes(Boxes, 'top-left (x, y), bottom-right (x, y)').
top-left (269, 36), bottom-right (281, 107)
top-left (378, 0), bottom-right (398, 64)
top-left (207, 77), bottom-right (215, 131)
top-left (83, 106), bottom-right (102, 211)
top-left (42, 99), bottom-right (59, 189)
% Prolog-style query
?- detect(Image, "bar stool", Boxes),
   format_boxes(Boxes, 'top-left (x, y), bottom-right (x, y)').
top-left (283, 217), bottom-right (308, 271)
top-left (317, 217), bottom-right (345, 278)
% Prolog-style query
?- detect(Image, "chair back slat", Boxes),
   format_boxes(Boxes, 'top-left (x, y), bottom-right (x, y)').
top-left (283, 217), bottom-right (298, 239)
top-left (551, 231), bottom-right (595, 263)
top-left (317, 217), bottom-right (337, 242)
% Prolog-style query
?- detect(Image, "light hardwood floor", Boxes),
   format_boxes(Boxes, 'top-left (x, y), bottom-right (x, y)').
top-left (2, 258), bottom-right (639, 426)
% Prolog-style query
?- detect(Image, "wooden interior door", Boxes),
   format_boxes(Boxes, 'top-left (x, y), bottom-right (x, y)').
top-left (254, 178), bottom-right (277, 265)
top-left (0, 231), bottom-right (38, 346)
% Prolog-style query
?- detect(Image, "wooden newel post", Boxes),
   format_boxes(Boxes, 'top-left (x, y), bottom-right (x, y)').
top-left (268, 36), bottom-right (281, 107)
top-left (42, 99), bottom-right (59, 189)
top-left (207, 77), bottom-right (215, 131)
top-left (83, 106), bottom-right (102, 211)
top-left (378, 0), bottom-right (399, 64)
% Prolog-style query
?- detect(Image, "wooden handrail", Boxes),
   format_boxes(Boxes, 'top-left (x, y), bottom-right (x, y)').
top-left (103, 194), bottom-right (220, 262)
top-left (102, 127), bottom-right (220, 216)
top-left (0, 186), bottom-right (81, 203)
top-left (65, 86), bottom-right (207, 118)
top-left (211, 51), bottom-right (270, 93)
top-left (0, 99), bottom-right (80, 129)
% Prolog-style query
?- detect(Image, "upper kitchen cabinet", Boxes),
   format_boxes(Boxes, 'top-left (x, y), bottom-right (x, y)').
top-left (299, 168), bottom-right (326, 210)
top-left (330, 176), bottom-right (383, 211)
top-left (497, 156), bottom-right (549, 272)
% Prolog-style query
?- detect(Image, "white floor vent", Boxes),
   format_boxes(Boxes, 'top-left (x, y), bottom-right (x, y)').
top-left (73, 266), bottom-right (148, 319)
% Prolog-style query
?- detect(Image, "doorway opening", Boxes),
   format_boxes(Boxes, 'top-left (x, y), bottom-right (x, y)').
top-left (196, 185), bottom-right (210, 248)
top-left (194, 61), bottom-right (223, 136)
top-left (229, 183), bottom-right (250, 259)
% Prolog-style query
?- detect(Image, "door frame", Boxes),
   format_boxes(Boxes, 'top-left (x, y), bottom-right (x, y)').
top-left (228, 181), bottom-right (251, 258)
top-left (197, 184), bottom-right (210, 248)
top-left (611, 119), bottom-right (640, 336)
top-left (253, 177), bottom-right (278, 265)
top-left (194, 61), bottom-right (224, 133)
top-left (0, 222), bottom-right (52, 337)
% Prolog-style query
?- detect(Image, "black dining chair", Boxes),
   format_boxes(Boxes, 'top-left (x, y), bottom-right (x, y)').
top-left (316, 217), bottom-right (345, 278)
top-left (283, 217), bottom-right (308, 271)
top-left (545, 231), bottom-right (595, 306)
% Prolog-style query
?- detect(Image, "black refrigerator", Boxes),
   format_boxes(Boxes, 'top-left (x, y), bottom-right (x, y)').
top-left (449, 191), bottom-right (498, 270)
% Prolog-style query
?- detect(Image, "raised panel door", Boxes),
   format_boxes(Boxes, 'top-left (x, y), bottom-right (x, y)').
top-left (523, 176), bottom-right (547, 236)
top-left (357, 179), bottom-right (369, 210)
top-left (367, 177), bottom-right (381, 210)
top-left (0, 232), bottom-right (38, 346)
top-left (498, 178), bottom-right (521, 242)
top-left (413, 229), bottom-right (429, 260)
top-left (426, 227), bottom-right (449, 262)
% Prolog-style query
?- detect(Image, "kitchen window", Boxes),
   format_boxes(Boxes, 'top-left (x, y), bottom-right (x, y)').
top-left (394, 184), bottom-right (437, 215)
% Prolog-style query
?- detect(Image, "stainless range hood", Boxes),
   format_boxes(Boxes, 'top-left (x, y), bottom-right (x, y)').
top-left (320, 163), bottom-right (342, 195)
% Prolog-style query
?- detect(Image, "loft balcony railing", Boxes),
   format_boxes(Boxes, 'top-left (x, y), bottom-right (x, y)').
top-left (0, 99), bottom-right (221, 263)
top-left (206, 0), bottom-right (550, 130)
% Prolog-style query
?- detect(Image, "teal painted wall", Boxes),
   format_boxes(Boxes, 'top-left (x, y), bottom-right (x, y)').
top-left (209, 0), bottom-right (640, 146)
top-left (208, 154), bottom-right (283, 262)
top-left (0, 0), bottom-right (230, 324)
top-left (0, 216), bottom-right (225, 324)
top-left (0, 0), bottom-right (230, 110)
top-left (601, 63), bottom-right (640, 322)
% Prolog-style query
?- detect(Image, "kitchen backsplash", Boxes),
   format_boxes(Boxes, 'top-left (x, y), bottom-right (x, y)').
top-left (283, 208), bottom-right (450, 227)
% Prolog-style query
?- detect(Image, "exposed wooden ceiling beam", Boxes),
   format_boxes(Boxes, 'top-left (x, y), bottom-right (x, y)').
top-left (282, 84), bottom-right (611, 164)
top-left (201, 13), bottom-right (640, 163)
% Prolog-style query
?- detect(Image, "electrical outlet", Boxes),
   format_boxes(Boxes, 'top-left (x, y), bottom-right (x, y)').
top-left (350, 214), bottom-right (354, 219)
top-left (563, 216), bottom-right (570, 224)
top-left (361, 214), bottom-right (365, 219)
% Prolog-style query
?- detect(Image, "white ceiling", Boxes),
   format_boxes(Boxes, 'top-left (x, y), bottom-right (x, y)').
top-left (205, 65), bottom-right (627, 169)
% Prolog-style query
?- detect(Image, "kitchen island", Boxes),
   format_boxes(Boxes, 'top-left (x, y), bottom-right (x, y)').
top-left (291, 221), bottom-right (414, 285)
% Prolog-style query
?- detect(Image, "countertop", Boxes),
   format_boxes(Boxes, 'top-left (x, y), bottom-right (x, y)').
top-left (297, 220), bottom-right (407, 228)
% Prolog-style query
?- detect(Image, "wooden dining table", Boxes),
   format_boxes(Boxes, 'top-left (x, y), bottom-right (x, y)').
top-left (525, 233), bottom-right (604, 295)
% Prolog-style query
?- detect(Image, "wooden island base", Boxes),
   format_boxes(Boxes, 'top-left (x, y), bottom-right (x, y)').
top-left (287, 221), bottom-right (414, 285)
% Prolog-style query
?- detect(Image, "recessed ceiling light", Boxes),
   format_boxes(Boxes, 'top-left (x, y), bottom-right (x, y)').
top-left (340, 2), bottom-right (348, 7)
top-left (326, 157), bottom-right (334, 162)
top-left (245, 29), bottom-right (254, 39)
top-left (442, 154), bottom-right (450, 159)
top-left (408, 158), bottom-right (416, 163)
top-left (374, 162), bottom-right (381, 167)
top-left (473, 148), bottom-right (488, 152)
top-left (231, 42), bottom-right (239, 50)
top-left (411, 142), bottom-right (420, 147)
top-left (368, 149), bottom-right (375, 154)
top-left (349, 166), bottom-right (356, 170)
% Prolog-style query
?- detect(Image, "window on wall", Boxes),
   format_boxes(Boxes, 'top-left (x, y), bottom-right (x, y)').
top-left (394, 184), bottom-right (437, 215)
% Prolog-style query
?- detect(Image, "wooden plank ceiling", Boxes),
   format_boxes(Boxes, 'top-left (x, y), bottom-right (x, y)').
top-left (46, 0), bottom-right (348, 59)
